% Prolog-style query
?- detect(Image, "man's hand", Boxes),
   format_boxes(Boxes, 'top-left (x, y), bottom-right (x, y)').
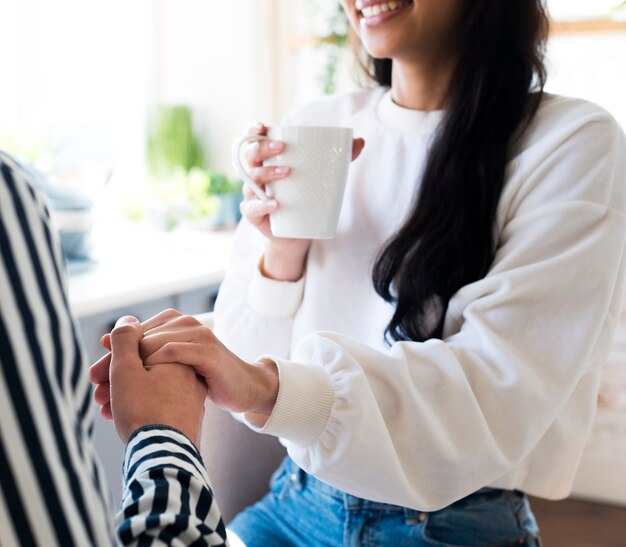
top-left (90, 316), bottom-right (208, 446)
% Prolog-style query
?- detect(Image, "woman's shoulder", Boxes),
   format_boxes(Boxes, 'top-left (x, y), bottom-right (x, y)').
top-left (517, 93), bottom-right (625, 175)
top-left (529, 93), bottom-right (623, 144)
top-left (507, 93), bottom-right (626, 217)
top-left (282, 87), bottom-right (387, 126)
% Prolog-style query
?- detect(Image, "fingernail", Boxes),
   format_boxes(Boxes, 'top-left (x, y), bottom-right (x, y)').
top-left (268, 140), bottom-right (283, 151)
top-left (254, 122), bottom-right (264, 130)
top-left (266, 200), bottom-right (278, 211)
top-left (250, 141), bottom-right (260, 153)
top-left (274, 166), bottom-right (289, 175)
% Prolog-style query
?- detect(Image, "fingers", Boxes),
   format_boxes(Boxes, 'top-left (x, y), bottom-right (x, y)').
top-left (139, 324), bottom-right (211, 360)
top-left (239, 162), bottom-right (287, 227)
top-left (93, 382), bottom-right (110, 406)
top-left (244, 141), bottom-right (286, 167)
top-left (143, 342), bottom-right (211, 371)
top-left (100, 333), bottom-right (111, 351)
top-left (244, 128), bottom-right (286, 167)
top-left (352, 138), bottom-right (365, 161)
top-left (240, 198), bottom-right (278, 225)
top-left (89, 352), bottom-right (111, 384)
top-left (140, 308), bottom-right (183, 333)
top-left (248, 165), bottom-right (290, 185)
top-left (109, 316), bottom-right (144, 381)
top-left (142, 313), bottom-right (202, 337)
top-left (247, 122), bottom-right (268, 137)
top-left (100, 403), bottom-right (112, 420)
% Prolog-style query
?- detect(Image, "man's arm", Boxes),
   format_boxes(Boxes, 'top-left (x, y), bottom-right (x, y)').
top-left (118, 427), bottom-right (227, 546)
top-left (102, 315), bottom-right (229, 546)
top-left (0, 153), bottom-right (114, 545)
top-left (0, 153), bottom-right (228, 546)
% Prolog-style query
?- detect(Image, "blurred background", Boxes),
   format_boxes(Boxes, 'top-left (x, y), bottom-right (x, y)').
top-left (1, 1), bottom-right (625, 544)
top-left (0, 0), bottom-right (625, 233)
top-left (1, 0), bottom-right (625, 233)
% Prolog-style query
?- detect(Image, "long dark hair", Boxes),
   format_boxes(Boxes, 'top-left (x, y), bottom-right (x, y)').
top-left (366, 1), bottom-right (549, 343)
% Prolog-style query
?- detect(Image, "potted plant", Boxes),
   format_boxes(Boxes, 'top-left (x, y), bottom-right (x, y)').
top-left (146, 105), bottom-right (205, 178)
top-left (144, 105), bottom-right (209, 230)
top-left (206, 171), bottom-right (243, 229)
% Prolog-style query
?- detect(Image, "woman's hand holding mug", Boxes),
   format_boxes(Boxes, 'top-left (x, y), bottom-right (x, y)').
top-left (235, 123), bottom-right (365, 282)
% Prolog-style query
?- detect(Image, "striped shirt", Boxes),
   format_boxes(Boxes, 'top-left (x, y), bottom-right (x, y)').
top-left (0, 152), bottom-right (228, 546)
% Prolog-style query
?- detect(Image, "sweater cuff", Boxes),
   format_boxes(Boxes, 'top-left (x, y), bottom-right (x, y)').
top-left (246, 260), bottom-right (305, 319)
top-left (123, 426), bottom-right (210, 487)
top-left (243, 358), bottom-right (334, 447)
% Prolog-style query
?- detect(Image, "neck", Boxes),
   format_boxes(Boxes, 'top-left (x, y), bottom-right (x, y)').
top-left (391, 53), bottom-right (459, 111)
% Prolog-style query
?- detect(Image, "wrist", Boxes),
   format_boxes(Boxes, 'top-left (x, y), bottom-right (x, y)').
top-left (247, 359), bottom-right (279, 416)
top-left (262, 242), bottom-right (308, 281)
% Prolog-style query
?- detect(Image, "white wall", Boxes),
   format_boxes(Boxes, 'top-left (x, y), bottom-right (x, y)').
top-left (0, 0), bottom-right (282, 183)
top-left (546, 32), bottom-right (626, 130)
top-left (0, 0), bottom-right (150, 186)
top-left (151, 0), bottom-right (280, 174)
top-left (2, 1), bottom-right (623, 185)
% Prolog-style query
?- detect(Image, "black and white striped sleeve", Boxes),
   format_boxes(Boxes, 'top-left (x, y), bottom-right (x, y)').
top-left (0, 153), bottom-right (229, 546)
top-left (0, 152), bottom-right (115, 545)
top-left (118, 426), bottom-right (228, 546)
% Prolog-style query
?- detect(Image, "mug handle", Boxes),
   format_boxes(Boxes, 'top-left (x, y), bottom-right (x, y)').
top-left (231, 134), bottom-right (273, 201)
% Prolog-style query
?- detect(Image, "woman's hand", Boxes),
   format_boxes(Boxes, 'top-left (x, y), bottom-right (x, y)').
top-left (137, 310), bottom-right (279, 416)
top-left (240, 122), bottom-right (365, 281)
top-left (90, 316), bottom-right (208, 447)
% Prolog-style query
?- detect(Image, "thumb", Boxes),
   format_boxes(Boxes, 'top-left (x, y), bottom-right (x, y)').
top-left (109, 316), bottom-right (144, 383)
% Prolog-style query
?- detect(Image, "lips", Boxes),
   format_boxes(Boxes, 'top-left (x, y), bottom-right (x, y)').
top-left (355, 0), bottom-right (414, 19)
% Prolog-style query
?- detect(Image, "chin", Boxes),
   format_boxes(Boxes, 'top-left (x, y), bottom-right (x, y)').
top-left (360, 37), bottom-right (402, 60)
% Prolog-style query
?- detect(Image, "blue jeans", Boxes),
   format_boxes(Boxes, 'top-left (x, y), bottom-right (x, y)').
top-left (229, 457), bottom-right (541, 546)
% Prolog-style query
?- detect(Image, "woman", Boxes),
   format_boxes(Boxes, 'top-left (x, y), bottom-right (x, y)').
top-left (105, 0), bottom-right (626, 544)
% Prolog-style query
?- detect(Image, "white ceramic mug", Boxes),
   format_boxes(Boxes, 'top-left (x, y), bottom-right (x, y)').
top-left (232, 125), bottom-right (354, 239)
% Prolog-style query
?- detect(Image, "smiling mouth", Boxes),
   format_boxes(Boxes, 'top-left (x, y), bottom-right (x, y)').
top-left (356, 0), bottom-right (414, 19)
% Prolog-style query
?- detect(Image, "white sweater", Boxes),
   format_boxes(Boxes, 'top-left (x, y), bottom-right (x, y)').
top-left (213, 88), bottom-right (626, 511)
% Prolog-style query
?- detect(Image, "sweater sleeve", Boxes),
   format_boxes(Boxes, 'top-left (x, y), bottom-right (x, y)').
top-left (243, 108), bottom-right (626, 510)
top-left (212, 197), bottom-right (305, 363)
top-left (117, 426), bottom-right (228, 546)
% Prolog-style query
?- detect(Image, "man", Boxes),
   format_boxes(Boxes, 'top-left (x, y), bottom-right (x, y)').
top-left (0, 151), bottom-right (228, 546)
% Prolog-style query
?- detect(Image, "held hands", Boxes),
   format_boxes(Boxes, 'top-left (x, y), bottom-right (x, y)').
top-left (240, 122), bottom-right (365, 281)
top-left (89, 310), bottom-right (279, 441)
top-left (90, 316), bottom-right (208, 446)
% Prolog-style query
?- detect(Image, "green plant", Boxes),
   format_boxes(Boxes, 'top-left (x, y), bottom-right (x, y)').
top-left (186, 168), bottom-right (220, 221)
top-left (208, 172), bottom-right (233, 195)
top-left (146, 105), bottom-right (206, 177)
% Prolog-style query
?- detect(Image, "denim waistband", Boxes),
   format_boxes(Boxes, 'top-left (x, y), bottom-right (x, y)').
top-left (281, 457), bottom-right (522, 513)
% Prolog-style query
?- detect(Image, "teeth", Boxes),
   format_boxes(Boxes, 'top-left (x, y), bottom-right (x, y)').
top-left (360, 1), bottom-right (409, 19)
